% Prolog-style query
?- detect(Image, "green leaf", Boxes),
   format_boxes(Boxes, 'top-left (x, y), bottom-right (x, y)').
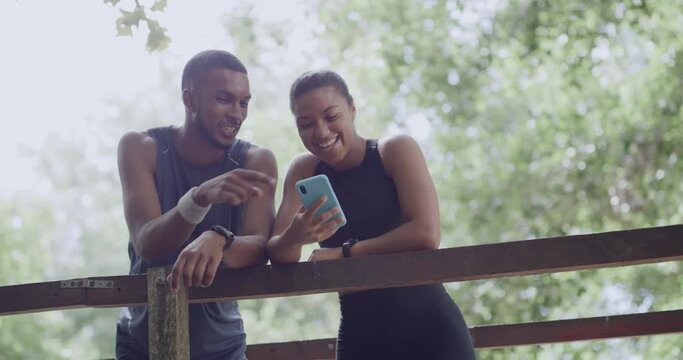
top-left (151, 0), bottom-right (168, 12)
top-left (115, 6), bottom-right (146, 37)
top-left (146, 19), bottom-right (171, 51)
top-left (103, 0), bottom-right (120, 5)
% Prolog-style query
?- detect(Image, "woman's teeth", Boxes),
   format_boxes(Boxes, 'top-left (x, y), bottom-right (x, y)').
top-left (317, 136), bottom-right (338, 149)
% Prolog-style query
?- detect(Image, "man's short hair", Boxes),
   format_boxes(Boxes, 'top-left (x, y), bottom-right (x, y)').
top-left (181, 50), bottom-right (247, 92)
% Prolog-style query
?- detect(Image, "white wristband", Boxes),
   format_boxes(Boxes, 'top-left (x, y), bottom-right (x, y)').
top-left (177, 187), bottom-right (211, 224)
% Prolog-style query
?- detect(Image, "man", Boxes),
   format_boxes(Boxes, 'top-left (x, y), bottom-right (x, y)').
top-left (115, 50), bottom-right (277, 359)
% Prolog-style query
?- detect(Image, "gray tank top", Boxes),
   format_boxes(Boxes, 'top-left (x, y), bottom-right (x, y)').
top-left (116, 126), bottom-right (248, 359)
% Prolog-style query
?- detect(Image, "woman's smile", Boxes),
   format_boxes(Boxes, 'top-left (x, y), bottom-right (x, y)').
top-left (315, 135), bottom-right (340, 151)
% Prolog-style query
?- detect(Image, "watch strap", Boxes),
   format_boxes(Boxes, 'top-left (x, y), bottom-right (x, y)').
top-left (342, 238), bottom-right (359, 258)
top-left (209, 225), bottom-right (235, 251)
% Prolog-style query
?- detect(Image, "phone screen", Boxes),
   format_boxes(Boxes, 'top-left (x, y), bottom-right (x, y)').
top-left (295, 174), bottom-right (347, 228)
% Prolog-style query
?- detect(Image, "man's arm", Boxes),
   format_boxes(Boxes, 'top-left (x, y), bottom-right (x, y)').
top-left (167, 145), bottom-right (278, 292)
top-left (118, 131), bottom-right (198, 263)
top-left (222, 146), bottom-right (278, 268)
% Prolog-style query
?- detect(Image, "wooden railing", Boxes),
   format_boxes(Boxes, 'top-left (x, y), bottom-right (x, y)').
top-left (1, 225), bottom-right (682, 359)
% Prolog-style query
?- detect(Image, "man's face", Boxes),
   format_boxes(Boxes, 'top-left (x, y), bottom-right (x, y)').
top-left (191, 68), bottom-right (251, 149)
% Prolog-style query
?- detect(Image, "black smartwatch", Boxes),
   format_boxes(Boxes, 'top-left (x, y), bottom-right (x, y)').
top-left (342, 238), bottom-right (359, 258)
top-left (210, 225), bottom-right (235, 251)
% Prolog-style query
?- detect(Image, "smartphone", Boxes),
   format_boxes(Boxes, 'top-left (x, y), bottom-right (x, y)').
top-left (295, 174), bottom-right (347, 228)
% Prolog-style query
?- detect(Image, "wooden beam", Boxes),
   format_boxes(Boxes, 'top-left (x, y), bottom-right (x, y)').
top-left (0, 274), bottom-right (146, 316)
top-left (246, 339), bottom-right (336, 360)
top-left (189, 224), bottom-right (683, 302)
top-left (245, 310), bottom-right (683, 359)
top-left (470, 309), bottom-right (683, 348)
top-left (147, 267), bottom-right (189, 360)
top-left (1, 225), bottom-right (682, 316)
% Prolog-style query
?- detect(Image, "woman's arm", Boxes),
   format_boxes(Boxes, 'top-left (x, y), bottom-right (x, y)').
top-left (310, 134), bottom-right (439, 261)
top-left (267, 154), bottom-right (343, 264)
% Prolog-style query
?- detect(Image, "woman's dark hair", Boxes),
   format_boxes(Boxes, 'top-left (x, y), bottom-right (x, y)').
top-left (289, 70), bottom-right (354, 113)
top-left (181, 50), bottom-right (247, 92)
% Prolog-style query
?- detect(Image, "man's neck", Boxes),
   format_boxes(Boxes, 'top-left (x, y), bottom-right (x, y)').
top-left (175, 125), bottom-right (230, 167)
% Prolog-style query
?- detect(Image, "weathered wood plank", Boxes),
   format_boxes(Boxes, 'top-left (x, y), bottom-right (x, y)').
top-left (190, 224), bottom-right (683, 302)
top-left (1, 225), bottom-right (682, 315)
top-left (147, 267), bottom-right (189, 360)
top-left (0, 280), bottom-right (84, 315)
top-left (0, 274), bottom-right (146, 316)
top-left (245, 310), bottom-right (683, 359)
top-left (470, 309), bottom-right (683, 348)
top-left (86, 274), bottom-right (147, 307)
top-left (246, 339), bottom-right (337, 360)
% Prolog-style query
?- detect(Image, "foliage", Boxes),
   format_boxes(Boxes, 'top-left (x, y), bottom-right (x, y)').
top-left (317, 0), bottom-right (683, 358)
top-left (2, 0), bottom-right (682, 358)
top-left (104, 0), bottom-right (170, 51)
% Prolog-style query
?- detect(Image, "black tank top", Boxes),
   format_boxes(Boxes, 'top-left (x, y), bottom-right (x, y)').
top-left (316, 140), bottom-right (476, 360)
top-left (316, 139), bottom-right (405, 247)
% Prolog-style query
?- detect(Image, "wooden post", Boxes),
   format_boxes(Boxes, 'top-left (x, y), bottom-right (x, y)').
top-left (147, 266), bottom-right (189, 360)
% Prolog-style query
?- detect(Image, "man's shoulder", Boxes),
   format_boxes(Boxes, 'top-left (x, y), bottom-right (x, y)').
top-left (118, 130), bottom-right (158, 167)
top-left (119, 130), bottom-right (156, 150)
top-left (119, 125), bottom-right (178, 152)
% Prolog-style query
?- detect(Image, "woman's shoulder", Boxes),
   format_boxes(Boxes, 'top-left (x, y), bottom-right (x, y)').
top-left (285, 152), bottom-right (319, 180)
top-left (377, 133), bottom-right (421, 159)
top-left (377, 133), bottom-right (425, 176)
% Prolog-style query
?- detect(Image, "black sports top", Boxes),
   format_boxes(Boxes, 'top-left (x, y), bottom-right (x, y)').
top-left (316, 139), bottom-right (405, 248)
top-left (314, 139), bottom-right (476, 359)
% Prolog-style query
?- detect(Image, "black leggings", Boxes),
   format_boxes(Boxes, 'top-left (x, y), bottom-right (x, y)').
top-left (336, 284), bottom-right (476, 360)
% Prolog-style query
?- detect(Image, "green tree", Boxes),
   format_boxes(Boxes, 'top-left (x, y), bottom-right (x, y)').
top-left (4, 1), bottom-right (682, 358)
top-left (317, 0), bottom-right (683, 358)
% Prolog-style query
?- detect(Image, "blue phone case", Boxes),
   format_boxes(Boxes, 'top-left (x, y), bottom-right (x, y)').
top-left (295, 174), bottom-right (347, 228)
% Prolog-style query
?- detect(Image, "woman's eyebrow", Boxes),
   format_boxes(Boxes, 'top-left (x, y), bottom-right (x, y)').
top-left (321, 105), bottom-right (339, 113)
top-left (296, 105), bottom-right (340, 121)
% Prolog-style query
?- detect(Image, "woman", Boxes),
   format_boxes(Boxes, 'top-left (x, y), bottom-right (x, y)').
top-left (267, 70), bottom-right (476, 359)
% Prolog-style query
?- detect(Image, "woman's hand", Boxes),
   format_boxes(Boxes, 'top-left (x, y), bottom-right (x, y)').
top-left (308, 247), bottom-right (343, 262)
top-left (285, 196), bottom-right (344, 246)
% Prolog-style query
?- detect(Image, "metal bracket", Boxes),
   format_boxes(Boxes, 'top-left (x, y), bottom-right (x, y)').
top-left (60, 279), bottom-right (114, 289)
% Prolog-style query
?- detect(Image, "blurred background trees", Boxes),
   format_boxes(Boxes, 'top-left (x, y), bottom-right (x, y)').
top-left (0, 0), bottom-right (681, 358)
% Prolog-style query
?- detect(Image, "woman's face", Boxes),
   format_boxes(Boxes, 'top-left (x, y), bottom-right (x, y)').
top-left (292, 86), bottom-right (356, 166)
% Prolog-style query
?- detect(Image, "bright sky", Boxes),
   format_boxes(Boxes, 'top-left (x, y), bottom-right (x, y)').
top-left (0, 0), bottom-right (432, 198)
top-left (0, 0), bottom-right (312, 196)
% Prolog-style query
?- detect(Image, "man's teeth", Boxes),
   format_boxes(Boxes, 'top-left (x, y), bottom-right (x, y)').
top-left (223, 125), bottom-right (238, 133)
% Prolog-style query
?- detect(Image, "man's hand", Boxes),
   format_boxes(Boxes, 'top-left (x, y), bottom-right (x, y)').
top-left (308, 247), bottom-right (343, 262)
top-left (167, 230), bottom-right (226, 293)
top-left (193, 168), bottom-right (276, 207)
